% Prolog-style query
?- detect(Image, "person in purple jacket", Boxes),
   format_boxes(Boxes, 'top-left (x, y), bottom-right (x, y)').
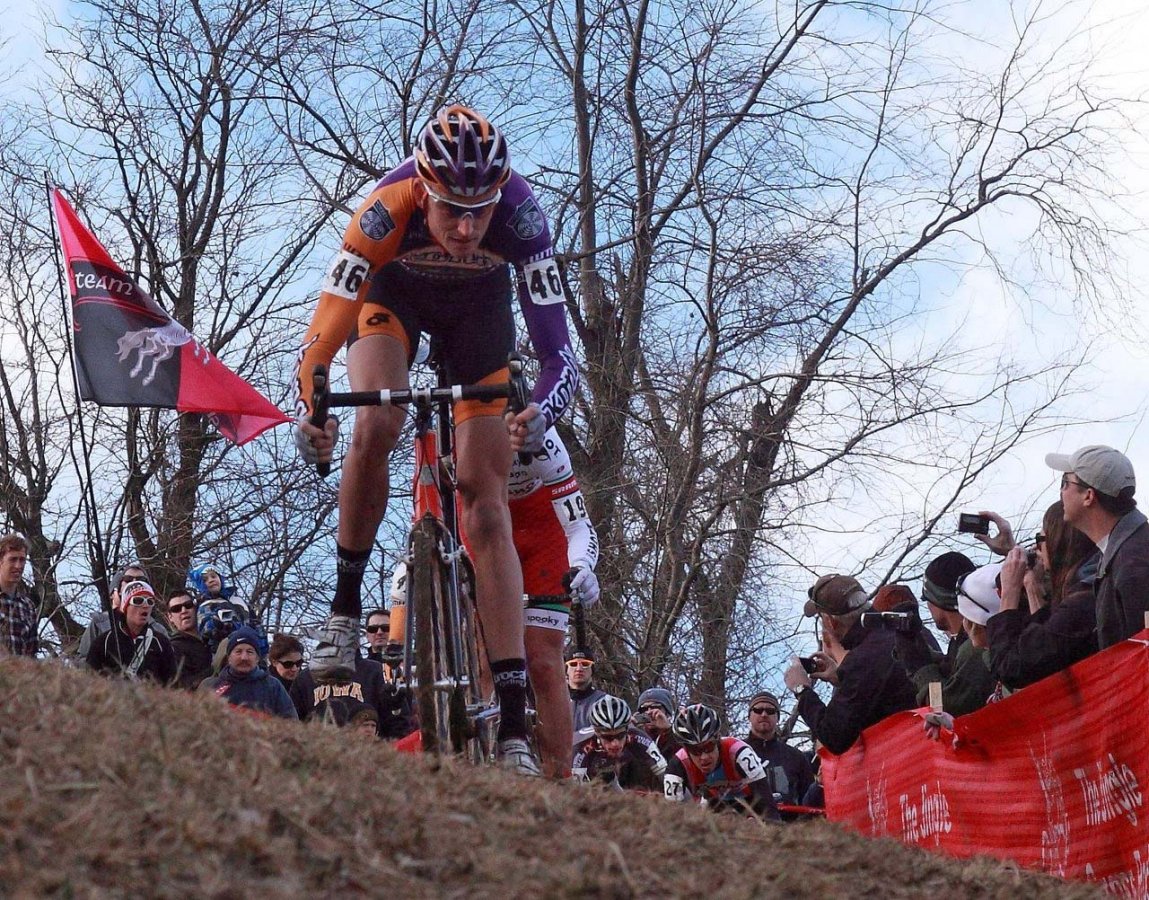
top-left (293, 106), bottom-right (578, 776)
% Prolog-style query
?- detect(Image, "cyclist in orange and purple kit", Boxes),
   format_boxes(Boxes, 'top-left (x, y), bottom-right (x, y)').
top-left (293, 106), bottom-right (578, 775)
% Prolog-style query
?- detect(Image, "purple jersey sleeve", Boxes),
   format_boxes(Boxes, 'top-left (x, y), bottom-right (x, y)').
top-left (488, 174), bottom-right (579, 428)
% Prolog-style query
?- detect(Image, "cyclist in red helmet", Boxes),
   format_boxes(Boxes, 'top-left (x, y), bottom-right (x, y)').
top-left (294, 105), bottom-right (579, 776)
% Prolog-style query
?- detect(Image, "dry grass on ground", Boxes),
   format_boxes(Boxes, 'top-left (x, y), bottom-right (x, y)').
top-left (0, 659), bottom-right (1100, 898)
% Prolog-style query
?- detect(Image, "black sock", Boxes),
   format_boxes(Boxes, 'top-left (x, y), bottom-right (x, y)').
top-left (490, 657), bottom-right (528, 741)
top-left (332, 544), bottom-right (371, 618)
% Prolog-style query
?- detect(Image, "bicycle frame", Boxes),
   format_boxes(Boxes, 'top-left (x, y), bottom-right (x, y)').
top-left (402, 390), bottom-right (487, 760)
top-left (312, 354), bottom-right (528, 762)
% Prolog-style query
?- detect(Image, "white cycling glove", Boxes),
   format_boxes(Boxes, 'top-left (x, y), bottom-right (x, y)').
top-left (294, 414), bottom-right (339, 466)
top-left (513, 403), bottom-right (547, 454)
top-left (568, 565), bottom-right (600, 608)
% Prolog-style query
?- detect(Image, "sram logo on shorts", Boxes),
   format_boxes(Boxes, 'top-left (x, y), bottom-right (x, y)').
top-left (359, 200), bottom-right (396, 241)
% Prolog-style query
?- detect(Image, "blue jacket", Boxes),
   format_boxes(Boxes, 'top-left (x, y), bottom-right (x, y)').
top-left (199, 664), bottom-right (297, 719)
top-left (188, 563), bottom-right (235, 600)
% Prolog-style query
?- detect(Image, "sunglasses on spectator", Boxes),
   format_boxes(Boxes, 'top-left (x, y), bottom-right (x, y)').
top-left (127, 596), bottom-right (155, 608)
top-left (749, 706), bottom-right (778, 716)
top-left (365, 624), bottom-right (390, 634)
top-left (168, 601), bottom-right (196, 614)
top-left (1060, 474), bottom-right (1089, 491)
top-left (425, 186), bottom-right (502, 219)
top-left (1035, 532), bottom-right (1046, 547)
top-left (685, 741), bottom-right (718, 756)
top-left (566, 659), bottom-right (592, 668)
top-left (277, 658), bottom-right (304, 669)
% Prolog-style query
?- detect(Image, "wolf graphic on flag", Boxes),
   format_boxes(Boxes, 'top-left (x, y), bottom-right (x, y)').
top-left (116, 320), bottom-right (208, 387)
top-left (52, 188), bottom-right (289, 445)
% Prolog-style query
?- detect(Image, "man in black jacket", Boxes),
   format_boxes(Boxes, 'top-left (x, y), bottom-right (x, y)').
top-left (86, 580), bottom-right (176, 684)
top-left (743, 690), bottom-right (813, 811)
top-left (166, 588), bottom-right (212, 689)
top-left (784, 574), bottom-right (917, 755)
top-left (1046, 445), bottom-right (1149, 648)
top-left (291, 652), bottom-right (413, 739)
top-left (567, 650), bottom-right (606, 735)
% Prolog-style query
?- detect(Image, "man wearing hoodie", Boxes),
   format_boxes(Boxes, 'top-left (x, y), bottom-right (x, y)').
top-left (199, 627), bottom-right (297, 719)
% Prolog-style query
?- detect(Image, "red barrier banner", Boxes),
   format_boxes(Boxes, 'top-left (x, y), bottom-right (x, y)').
top-left (822, 631), bottom-right (1149, 896)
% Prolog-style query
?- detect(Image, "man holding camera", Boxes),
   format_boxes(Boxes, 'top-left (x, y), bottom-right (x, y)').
top-left (1046, 445), bottom-right (1149, 649)
top-left (784, 575), bottom-right (916, 754)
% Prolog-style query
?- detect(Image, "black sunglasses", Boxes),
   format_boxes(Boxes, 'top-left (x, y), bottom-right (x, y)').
top-left (366, 624), bottom-right (390, 634)
top-left (168, 601), bottom-right (196, 614)
top-left (749, 706), bottom-right (778, 716)
top-left (277, 659), bottom-right (304, 669)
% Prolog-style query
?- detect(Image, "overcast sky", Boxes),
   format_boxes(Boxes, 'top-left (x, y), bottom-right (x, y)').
top-left (4, 0), bottom-right (1148, 643)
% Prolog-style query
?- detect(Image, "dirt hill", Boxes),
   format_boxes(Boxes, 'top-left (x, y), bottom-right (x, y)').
top-left (0, 658), bottom-right (1100, 898)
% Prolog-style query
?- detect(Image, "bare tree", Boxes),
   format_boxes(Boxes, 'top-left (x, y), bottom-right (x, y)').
top-left (26, 0), bottom-right (338, 617)
top-left (508, 0), bottom-right (1122, 709)
top-left (1, 0), bottom-right (1128, 716)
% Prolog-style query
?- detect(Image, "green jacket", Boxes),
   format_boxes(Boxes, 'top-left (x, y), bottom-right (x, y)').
top-left (912, 637), bottom-right (994, 717)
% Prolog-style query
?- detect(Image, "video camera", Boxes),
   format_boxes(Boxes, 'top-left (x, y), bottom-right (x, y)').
top-left (860, 610), bottom-right (919, 634)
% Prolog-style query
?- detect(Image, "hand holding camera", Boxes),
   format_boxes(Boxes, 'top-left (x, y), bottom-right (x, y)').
top-left (998, 546), bottom-right (1028, 612)
top-left (809, 650), bottom-right (840, 685)
top-left (960, 510), bottom-right (1015, 556)
top-left (860, 609), bottom-right (921, 634)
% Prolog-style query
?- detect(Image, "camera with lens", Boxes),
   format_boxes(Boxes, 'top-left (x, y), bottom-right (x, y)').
top-left (1026, 549), bottom-right (1037, 569)
top-left (631, 712), bottom-right (652, 727)
top-left (860, 610), bottom-right (919, 634)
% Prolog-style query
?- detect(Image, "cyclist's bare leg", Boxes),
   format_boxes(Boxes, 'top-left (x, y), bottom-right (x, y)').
top-left (525, 623), bottom-right (572, 778)
top-left (455, 416), bottom-right (532, 749)
top-left (333, 334), bottom-right (409, 617)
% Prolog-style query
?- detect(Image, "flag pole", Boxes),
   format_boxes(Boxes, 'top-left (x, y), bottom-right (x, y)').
top-left (45, 174), bottom-right (113, 614)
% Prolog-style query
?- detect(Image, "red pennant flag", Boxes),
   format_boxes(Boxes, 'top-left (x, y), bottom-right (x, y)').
top-left (51, 189), bottom-right (290, 445)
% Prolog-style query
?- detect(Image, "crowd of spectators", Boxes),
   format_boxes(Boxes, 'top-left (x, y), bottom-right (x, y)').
top-left (780, 443), bottom-right (1149, 758)
top-left (0, 442), bottom-right (1145, 816)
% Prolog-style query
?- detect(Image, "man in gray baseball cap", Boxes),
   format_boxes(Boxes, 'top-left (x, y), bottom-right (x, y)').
top-left (1046, 444), bottom-right (1149, 648)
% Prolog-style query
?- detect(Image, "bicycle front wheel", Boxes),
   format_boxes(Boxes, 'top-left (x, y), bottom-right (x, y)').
top-left (410, 517), bottom-right (451, 754)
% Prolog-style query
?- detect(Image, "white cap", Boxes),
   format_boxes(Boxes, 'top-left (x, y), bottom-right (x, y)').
top-left (389, 560), bottom-right (408, 608)
top-left (957, 562), bottom-right (1002, 626)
